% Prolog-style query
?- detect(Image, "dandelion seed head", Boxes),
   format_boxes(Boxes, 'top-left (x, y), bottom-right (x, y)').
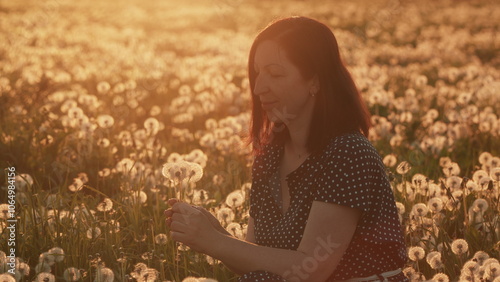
top-left (473, 251), bottom-right (490, 266)
top-left (154, 233), bottom-right (168, 245)
top-left (95, 267), bottom-right (114, 282)
top-left (427, 197), bottom-right (444, 213)
top-left (451, 238), bottom-right (469, 255)
top-left (411, 203), bottom-right (429, 217)
top-left (472, 198), bottom-right (489, 214)
top-left (96, 114), bottom-right (114, 129)
top-left (97, 81), bottom-right (111, 94)
top-left (0, 274), bottom-right (16, 282)
top-left (225, 190), bottom-right (244, 208)
top-left (34, 273), bottom-right (55, 282)
top-left (408, 246), bottom-right (425, 261)
top-left (431, 273), bottom-right (449, 282)
top-left (396, 161), bottom-right (411, 175)
top-left (96, 198), bottom-right (113, 212)
top-left (395, 202), bottom-right (405, 215)
top-left (383, 154), bottom-right (397, 167)
top-left (63, 267), bottom-right (81, 282)
top-left (47, 247), bottom-right (65, 262)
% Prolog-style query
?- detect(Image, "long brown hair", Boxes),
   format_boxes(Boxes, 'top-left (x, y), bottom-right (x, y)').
top-left (247, 16), bottom-right (371, 155)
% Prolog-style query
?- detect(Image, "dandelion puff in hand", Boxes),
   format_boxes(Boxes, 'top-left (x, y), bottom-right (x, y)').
top-left (451, 238), bottom-right (469, 255)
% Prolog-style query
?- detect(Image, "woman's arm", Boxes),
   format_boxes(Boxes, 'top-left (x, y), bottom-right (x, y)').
top-left (169, 200), bottom-right (362, 281)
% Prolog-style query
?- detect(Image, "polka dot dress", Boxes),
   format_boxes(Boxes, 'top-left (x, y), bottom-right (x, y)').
top-left (238, 132), bottom-right (408, 281)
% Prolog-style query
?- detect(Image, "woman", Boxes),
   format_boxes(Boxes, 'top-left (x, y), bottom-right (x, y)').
top-left (165, 16), bottom-right (408, 281)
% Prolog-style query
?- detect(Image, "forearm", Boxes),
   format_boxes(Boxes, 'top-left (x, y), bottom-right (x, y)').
top-left (207, 233), bottom-right (312, 280)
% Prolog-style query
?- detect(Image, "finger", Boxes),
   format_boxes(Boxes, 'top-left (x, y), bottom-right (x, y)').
top-left (167, 198), bottom-right (180, 206)
top-left (172, 202), bottom-right (197, 214)
top-left (170, 219), bottom-right (188, 233)
top-left (164, 208), bottom-right (174, 217)
top-left (165, 217), bottom-right (172, 227)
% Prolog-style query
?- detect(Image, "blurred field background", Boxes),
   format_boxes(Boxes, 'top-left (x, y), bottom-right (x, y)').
top-left (0, 0), bottom-right (499, 281)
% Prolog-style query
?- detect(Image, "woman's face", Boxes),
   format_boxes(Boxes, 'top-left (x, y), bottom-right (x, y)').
top-left (253, 40), bottom-right (317, 124)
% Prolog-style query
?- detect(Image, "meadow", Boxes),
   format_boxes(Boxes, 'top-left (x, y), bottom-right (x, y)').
top-left (0, 0), bottom-right (499, 281)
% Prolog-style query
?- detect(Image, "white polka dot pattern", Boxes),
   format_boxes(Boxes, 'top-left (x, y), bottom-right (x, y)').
top-left (242, 132), bottom-right (408, 281)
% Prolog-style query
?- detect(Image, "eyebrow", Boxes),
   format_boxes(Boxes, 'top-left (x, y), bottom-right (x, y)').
top-left (254, 63), bottom-right (284, 72)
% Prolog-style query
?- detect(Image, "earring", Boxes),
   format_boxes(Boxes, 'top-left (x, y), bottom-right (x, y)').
top-left (310, 89), bottom-right (317, 97)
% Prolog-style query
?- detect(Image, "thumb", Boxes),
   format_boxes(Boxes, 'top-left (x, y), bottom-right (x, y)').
top-left (167, 198), bottom-right (181, 206)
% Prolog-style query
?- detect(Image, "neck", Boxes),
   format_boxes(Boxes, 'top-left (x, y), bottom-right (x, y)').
top-left (284, 109), bottom-right (313, 158)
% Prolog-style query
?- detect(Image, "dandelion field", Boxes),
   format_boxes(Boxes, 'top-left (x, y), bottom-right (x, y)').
top-left (0, 0), bottom-right (499, 281)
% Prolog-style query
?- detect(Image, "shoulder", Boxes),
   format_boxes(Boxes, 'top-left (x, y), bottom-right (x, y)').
top-left (322, 131), bottom-right (380, 162)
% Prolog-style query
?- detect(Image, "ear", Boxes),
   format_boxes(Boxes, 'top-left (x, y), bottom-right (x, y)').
top-left (309, 75), bottom-right (320, 94)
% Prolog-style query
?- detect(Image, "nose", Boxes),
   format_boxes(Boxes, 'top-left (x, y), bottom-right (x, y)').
top-left (253, 74), bottom-right (269, 96)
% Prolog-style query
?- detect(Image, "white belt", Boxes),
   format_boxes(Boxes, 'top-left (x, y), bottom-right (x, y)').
top-left (342, 268), bottom-right (402, 282)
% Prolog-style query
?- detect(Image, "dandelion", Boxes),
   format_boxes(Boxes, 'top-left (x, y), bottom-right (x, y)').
top-left (96, 198), bottom-right (113, 212)
top-left (479, 152), bottom-right (493, 165)
top-left (131, 263), bottom-right (148, 279)
top-left (412, 173), bottom-right (429, 193)
top-left (473, 251), bottom-right (490, 265)
top-left (461, 260), bottom-right (479, 275)
top-left (86, 227), bottom-right (102, 239)
top-left (225, 190), bottom-right (245, 208)
top-left (383, 154), bottom-right (397, 167)
top-left (396, 161), bottom-right (411, 175)
top-left (186, 162), bottom-right (203, 183)
top-left (490, 167), bottom-right (500, 181)
top-left (144, 117), bottom-right (160, 136)
top-left (34, 273), bottom-right (55, 282)
top-left (472, 198), bottom-right (489, 214)
top-left (439, 157), bottom-right (452, 168)
top-left (395, 202), bottom-right (405, 215)
top-left (68, 178), bottom-right (84, 192)
top-left (428, 255), bottom-right (444, 270)
top-left (94, 267), bottom-right (114, 282)
top-left (39, 252), bottom-right (55, 266)
top-left (97, 81), bottom-right (111, 94)
top-left (47, 247), bottom-right (65, 263)
top-left (154, 233), bottom-right (168, 245)
top-left (216, 207), bottom-right (235, 226)
top-left (451, 238), bottom-right (469, 255)
top-left (226, 222), bottom-right (243, 239)
top-left (34, 262), bottom-right (51, 274)
top-left (445, 176), bottom-right (462, 191)
top-left (0, 274), bottom-right (15, 282)
top-left (443, 162), bottom-right (460, 177)
top-left (427, 197), bottom-right (444, 213)
top-left (484, 262), bottom-right (500, 281)
top-left (472, 170), bottom-right (489, 185)
top-left (96, 114), bottom-right (114, 129)
top-left (411, 203), bottom-right (429, 217)
top-left (408, 246), bottom-right (425, 261)
top-left (431, 273), bottom-right (449, 282)
top-left (63, 267), bottom-right (81, 281)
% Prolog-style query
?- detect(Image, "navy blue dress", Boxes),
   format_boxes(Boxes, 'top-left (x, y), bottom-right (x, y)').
top-left (239, 132), bottom-right (408, 281)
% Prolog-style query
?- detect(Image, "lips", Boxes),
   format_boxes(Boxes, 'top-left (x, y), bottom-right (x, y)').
top-left (261, 100), bottom-right (278, 110)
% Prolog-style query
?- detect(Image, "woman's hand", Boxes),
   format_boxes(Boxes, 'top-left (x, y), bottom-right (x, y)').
top-left (165, 198), bottom-right (230, 235)
top-left (164, 198), bottom-right (222, 253)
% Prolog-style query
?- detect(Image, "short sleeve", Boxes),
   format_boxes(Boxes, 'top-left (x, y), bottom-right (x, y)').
top-left (314, 135), bottom-right (387, 213)
top-left (238, 270), bottom-right (288, 282)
